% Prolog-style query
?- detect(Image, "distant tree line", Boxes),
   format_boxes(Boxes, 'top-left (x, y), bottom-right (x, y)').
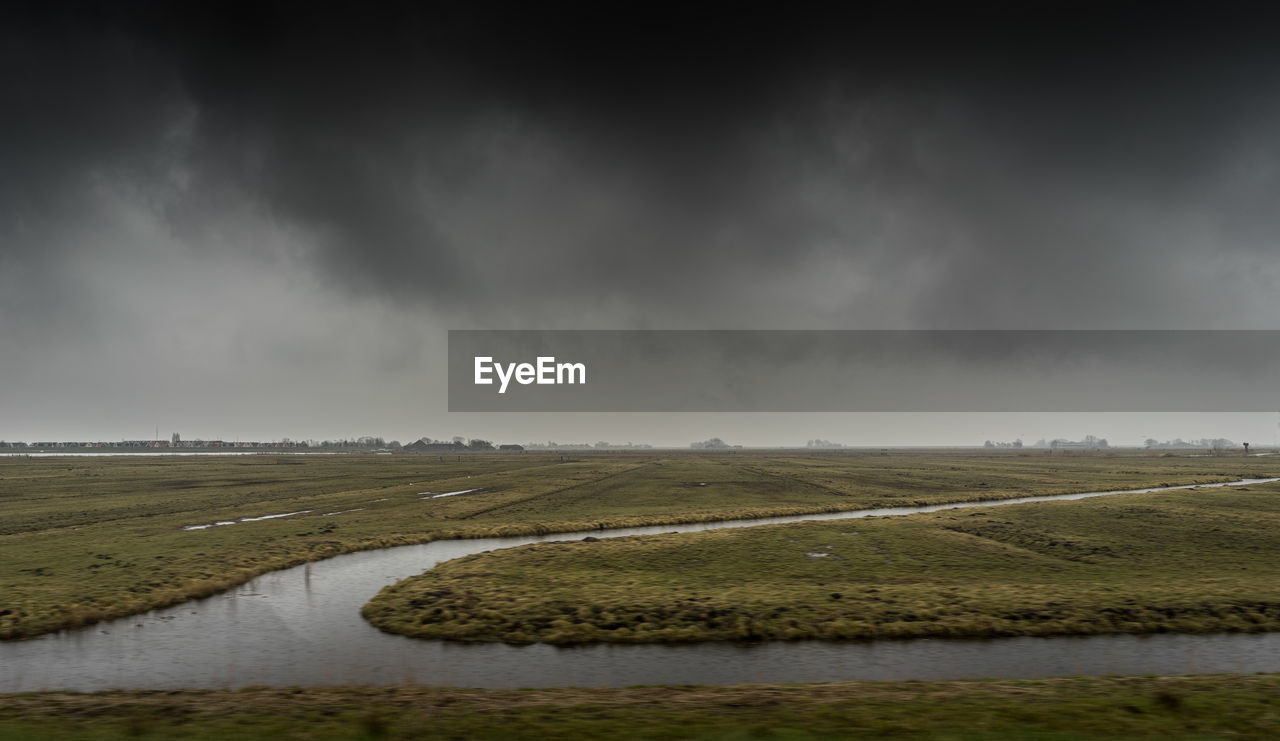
top-left (807, 439), bottom-right (845, 449)
top-left (1031, 436), bottom-right (1108, 449)
top-left (692, 438), bottom-right (739, 449)
top-left (983, 439), bottom-right (1023, 448)
top-left (1144, 437), bottom-right (1235, 449)
top-left (522, 441), bottom-right (653, 450)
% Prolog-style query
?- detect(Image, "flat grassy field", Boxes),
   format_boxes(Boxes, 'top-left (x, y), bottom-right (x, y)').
top-left (364, 480), bottom-right (1280, 644)
top-left (3, 674), bottom-right (1280, 739)
top-left (0, 450), bottom-right (1270, 639)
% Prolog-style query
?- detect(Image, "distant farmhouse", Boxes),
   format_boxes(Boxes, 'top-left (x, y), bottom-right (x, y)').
top-left (403, 437), bottom-right (513, 453)
top-left (403, 439), bottom-right (463, 453)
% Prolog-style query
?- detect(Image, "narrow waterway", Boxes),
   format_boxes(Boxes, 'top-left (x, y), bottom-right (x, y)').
top-left (4, 478), bottom-right (1277, 692)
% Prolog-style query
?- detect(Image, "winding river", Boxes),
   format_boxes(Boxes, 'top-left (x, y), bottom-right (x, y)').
top-left (4, 478), bottom-right (1278, 692)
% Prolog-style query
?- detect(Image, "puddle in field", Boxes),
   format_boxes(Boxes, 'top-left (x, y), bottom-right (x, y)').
top-left (420, 488), bottom-right (483, 499)
top-left (181, 510), bottom-right (314, 530)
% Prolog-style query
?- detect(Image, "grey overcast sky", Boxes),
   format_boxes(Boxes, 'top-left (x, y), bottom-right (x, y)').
top-left (4, 1), bottom-right (1280, 446)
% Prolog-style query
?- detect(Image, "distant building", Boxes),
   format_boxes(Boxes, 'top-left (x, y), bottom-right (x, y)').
top-left (404, 438), bottom-right (466, 453)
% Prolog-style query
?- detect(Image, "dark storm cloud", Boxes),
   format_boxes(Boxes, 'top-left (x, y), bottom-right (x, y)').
top-left (7, 1), bottom-right (1280, 327)
top-left (1, 4), bottom-right (177, 253)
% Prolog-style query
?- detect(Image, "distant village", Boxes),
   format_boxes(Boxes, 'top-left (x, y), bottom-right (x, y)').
top-left (1, 434), bottom-right (305, 450)
top-left (0, 433), bottom-right (654, 453)
top-left (402, 437), bottom-right (655, 452)
top-left (0, 434), bottom-right (743, 452)
top-left (983, 436), bottom-right (1244, 451)
top-left (0, 433), bottom-right (1248, 453)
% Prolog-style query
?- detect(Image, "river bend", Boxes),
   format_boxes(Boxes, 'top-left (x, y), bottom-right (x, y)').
top-left (4, 478), bottom-right (1277, 691)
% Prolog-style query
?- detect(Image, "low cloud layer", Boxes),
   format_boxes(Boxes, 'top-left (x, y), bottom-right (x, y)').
top-left (4, 2), bottom-right (1280, 441)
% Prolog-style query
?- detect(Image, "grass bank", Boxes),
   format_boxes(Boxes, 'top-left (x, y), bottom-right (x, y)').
top-left (364, 482), bottom-right (1280, 644)
top-left (3, 674), bottom-right (1280, 739)
top-left (1, 451), bottom-right (1270, 639)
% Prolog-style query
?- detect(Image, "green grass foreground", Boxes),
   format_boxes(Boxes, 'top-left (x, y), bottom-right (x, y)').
top-left (2, 675), bottom-right (1280, 739)
top-left (0, 451), bottom-right (1270, 639)
top-left (364, 482), bottom-right (1280, 644)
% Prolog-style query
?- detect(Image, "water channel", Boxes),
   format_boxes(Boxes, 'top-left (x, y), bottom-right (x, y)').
top-left (5, 478), bottom-right (1277, 691)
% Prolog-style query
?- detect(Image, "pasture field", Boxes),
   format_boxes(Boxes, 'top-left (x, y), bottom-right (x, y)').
top-left (3, 674), bottom-right (1280, 739)
top-left (364, 481), bottom-right (1280, 644)
top-left (0, 450), bottom-right (1271, 639)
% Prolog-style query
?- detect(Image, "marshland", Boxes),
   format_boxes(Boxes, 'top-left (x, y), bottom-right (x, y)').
top-left (5, 450), bottom-right (1280, 739)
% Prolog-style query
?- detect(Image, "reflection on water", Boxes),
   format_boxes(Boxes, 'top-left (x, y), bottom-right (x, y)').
top-left (3, 478), bottom-right (1276, 692)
